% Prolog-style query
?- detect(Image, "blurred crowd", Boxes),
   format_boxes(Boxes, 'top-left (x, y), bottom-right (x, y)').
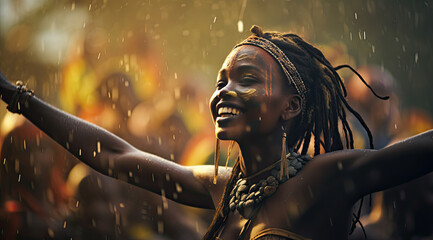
top-left (0, 8), bottom-right (217, 239)
top-left (1, 1), bottom-right (433, 240)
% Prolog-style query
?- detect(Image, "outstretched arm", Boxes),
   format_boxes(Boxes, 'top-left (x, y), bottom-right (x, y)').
top-left (0, 71), bottom-right (217, 208)
top-left (347, 130), bottom-right (433, 199)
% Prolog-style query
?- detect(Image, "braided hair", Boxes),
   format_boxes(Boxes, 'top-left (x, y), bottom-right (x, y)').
top-left (202, 26), bottom-right (386, 239)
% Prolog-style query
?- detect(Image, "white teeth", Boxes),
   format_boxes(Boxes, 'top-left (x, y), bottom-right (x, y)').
top-left (218, 106), bottom-right (241, 116)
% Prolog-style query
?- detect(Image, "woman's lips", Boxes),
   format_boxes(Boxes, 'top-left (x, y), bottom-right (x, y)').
top-left (216, 106), bottom-right (243, 126)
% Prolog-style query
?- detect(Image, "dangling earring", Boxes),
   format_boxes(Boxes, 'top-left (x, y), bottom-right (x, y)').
top-left (225, 141), bottom-right (235, 169)
top-left (280, 127), bottom-right (289, 180)
top-left (238, 151), bottom-right (246, 176)
top-left (214, 138), bottom-right (221, 184)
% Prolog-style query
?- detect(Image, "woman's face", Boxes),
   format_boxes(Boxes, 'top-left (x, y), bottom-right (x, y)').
top-left (210, 45), bottom-right (291, 141)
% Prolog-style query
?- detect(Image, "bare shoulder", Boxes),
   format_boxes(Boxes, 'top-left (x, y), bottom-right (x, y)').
top-left (303, 149), bottom-right (374, 174)
top-left (291, 149), bottom-right (375, 202)
top-left (186, 165), bottom-right (233, 206)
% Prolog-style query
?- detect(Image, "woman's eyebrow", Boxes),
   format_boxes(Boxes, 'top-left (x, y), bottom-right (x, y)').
top-left (236, 65), bottom-right (264, 74)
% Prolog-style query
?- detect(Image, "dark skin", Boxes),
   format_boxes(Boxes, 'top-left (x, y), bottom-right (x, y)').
top-left (1, 45), bottom-right (433, 239)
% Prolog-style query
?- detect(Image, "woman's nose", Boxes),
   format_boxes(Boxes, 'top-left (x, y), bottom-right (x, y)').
top-left (218, 84), bottom-right (238, 99)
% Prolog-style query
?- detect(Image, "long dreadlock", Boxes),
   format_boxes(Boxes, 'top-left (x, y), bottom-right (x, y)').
top-left (202, 26), bottom-right (387, 240)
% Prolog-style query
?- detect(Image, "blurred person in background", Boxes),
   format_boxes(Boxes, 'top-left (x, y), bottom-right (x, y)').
top-left (0, 119), bottom-right (73, 239)
top-left (346, 66), bottom-right (433, 239)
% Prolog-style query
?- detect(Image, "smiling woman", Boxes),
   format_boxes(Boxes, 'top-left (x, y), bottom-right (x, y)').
top-left (1, 25), bottom-right (433, 240)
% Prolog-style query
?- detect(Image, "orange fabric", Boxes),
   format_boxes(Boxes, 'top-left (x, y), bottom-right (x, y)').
top-left (250, 228), bottom-right (311, 240)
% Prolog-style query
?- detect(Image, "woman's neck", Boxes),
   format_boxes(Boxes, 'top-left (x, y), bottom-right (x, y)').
top-left (237, 128), bottom-right (284, 177)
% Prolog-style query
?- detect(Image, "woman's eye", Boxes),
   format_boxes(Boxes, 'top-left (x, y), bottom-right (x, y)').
top-left (240, 78), bottom-right (259, 86)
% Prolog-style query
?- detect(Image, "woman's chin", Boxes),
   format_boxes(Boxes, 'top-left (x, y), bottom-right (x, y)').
top-left (216, 129), bottom-right (240, 141)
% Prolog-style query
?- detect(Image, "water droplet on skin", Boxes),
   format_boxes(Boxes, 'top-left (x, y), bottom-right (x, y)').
top-left (48, 228), bottom-right (54, 237)
top-left (337, 162), bottom-right (343, 170)
top-left (175, 182), bottom-right (183, 193)
top-left (157, 205), bottom-right (163, 215)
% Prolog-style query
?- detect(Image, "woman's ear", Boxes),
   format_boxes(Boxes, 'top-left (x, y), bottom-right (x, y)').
top-left (281, 94), bottom-right (302, 121)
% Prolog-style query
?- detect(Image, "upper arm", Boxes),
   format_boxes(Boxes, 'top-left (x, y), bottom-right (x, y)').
top-left (99, 148), bottom-right (222, 209)
top-left (347, 130), bottom-right (433, 198)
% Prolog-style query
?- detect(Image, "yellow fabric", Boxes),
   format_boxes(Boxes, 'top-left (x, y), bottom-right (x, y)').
top-left (250, 228), bottom-right (311, 240)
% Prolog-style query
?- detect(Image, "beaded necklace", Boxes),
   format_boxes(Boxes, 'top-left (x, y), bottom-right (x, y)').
top-left (227, 152), bottom-right (311, 219)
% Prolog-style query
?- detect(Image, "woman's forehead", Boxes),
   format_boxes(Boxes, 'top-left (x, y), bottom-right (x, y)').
top-left (221, 45), bottom-right (270, 69)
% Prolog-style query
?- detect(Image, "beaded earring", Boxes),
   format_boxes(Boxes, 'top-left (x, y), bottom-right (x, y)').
top-left (225, 141), bottom-right (235, 168)
top-left (280, 128), bottom-right (289, 180)
top-left (214, 138), bottom-right (220, 184)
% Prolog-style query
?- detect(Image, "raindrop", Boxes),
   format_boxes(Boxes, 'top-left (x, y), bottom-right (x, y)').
top-left (63, 221), bottom-right (67, 229)
top-left (354, 12), bottom-right (358, 19)
top-left (174, 87), bottom-right (181, 99)
top-left (415, 53), bottom-right (419, 63)
top-left (237, 20), bottom-right (244, 33)
top-left (97, 141), bottom-right (101, 153)
top-left (76, 201), bottom-right (79, 207)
